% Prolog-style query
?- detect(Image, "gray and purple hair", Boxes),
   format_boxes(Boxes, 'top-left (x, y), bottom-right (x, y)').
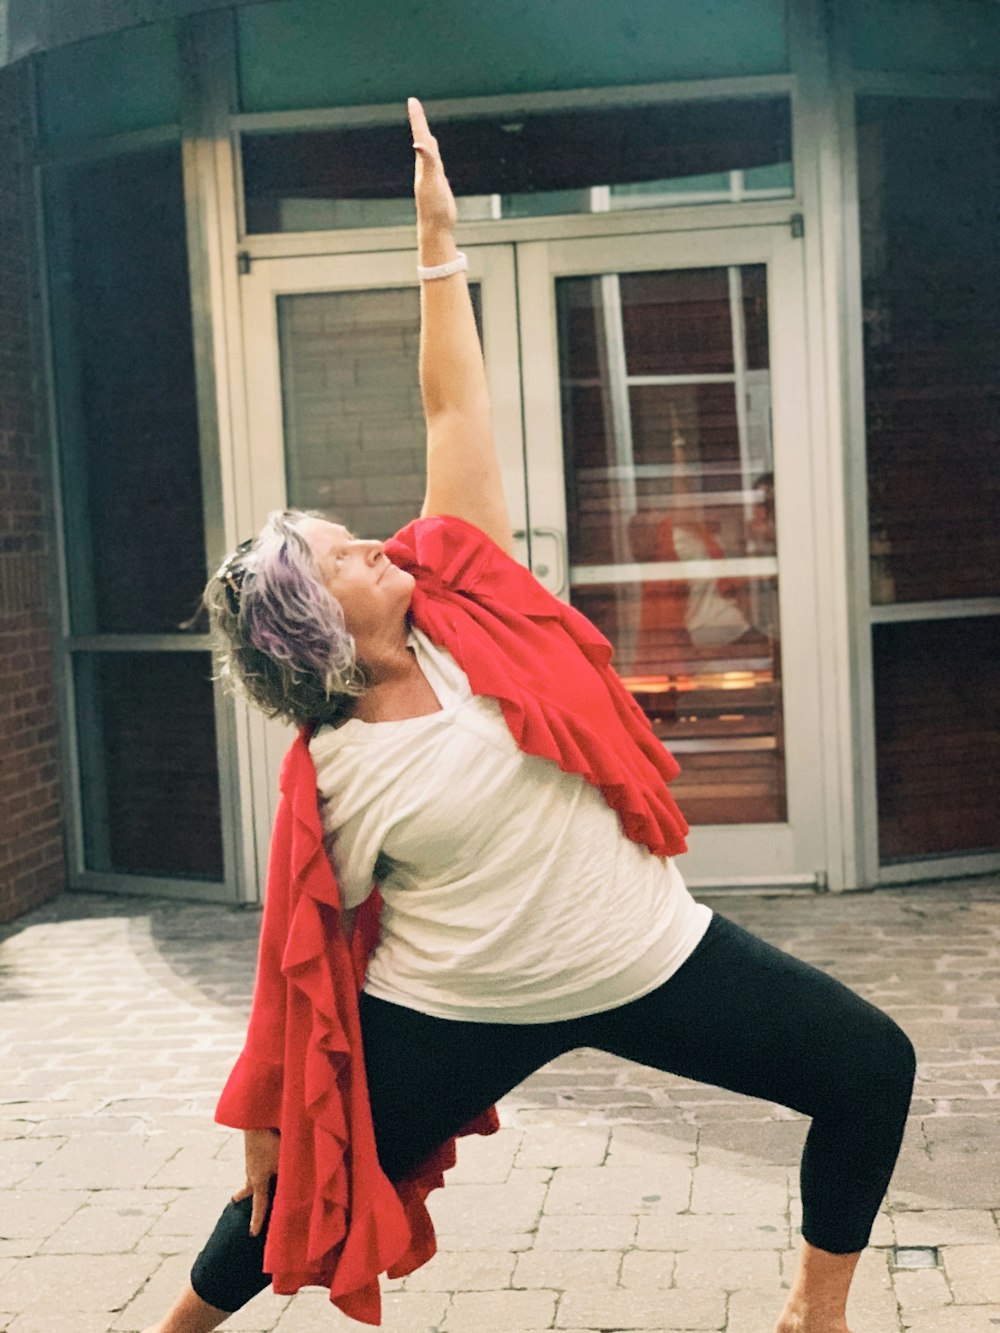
top-left (202, 508), bottom-right (365, 729)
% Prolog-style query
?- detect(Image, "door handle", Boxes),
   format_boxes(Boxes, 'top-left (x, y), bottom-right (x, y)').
top-left (530, 526), bottom-right (567, 598)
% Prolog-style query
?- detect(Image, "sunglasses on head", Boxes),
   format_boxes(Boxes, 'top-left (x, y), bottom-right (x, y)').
top-left (216, 538), bottom-right (254, 610)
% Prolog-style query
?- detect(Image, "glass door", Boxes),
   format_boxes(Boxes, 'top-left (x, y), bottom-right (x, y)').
top-left (518, 229), bottom-right (826, 886)
top-left (238, 228), bottom-right (825, 895)
top-left (237, 246), bottom-right (526, 878)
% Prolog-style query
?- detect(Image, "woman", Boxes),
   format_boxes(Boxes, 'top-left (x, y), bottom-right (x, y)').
top-left (145, 98), bottom-right (914, 1333)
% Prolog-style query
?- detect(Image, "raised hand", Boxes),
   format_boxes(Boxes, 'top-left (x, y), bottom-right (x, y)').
top-left (408, 96), bottom-right (458, 237)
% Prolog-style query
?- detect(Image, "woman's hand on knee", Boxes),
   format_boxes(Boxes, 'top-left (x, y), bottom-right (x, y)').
top-left (231, 1128), bottom-right (280, 1237)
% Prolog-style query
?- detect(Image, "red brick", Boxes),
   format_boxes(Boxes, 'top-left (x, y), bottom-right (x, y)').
top-left (0, 64), bottom-right (65, 924)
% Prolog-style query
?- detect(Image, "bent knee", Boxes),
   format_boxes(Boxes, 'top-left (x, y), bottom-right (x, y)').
top-left (857, 1011), bottom-right (916, 1111)
top-left (887, 1017), bottom-right (917, 1093)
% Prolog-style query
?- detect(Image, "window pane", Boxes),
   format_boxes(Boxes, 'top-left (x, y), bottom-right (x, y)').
top-left (243, 97), bottom-right (792, 233)
top-left (74, 653), bottom-right (223, 879)
top-left (45, 146), bottom-right (206, 634)
top-left (561, 268), bottom-right (774, 567)
top-left (575, 579), bottom-right (784, 825)
top-left (858, 97), bottom-right (1000, 603)
top-left (558, 266), bottom-right (783, 825)
top-left (280, 285), bottom-right (484, 535)
top-left (873, 618), bottom-right (1000, 860)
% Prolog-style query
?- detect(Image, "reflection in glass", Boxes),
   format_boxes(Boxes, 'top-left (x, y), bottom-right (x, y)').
top-left (557, 265), bottom-right (784, 824)
top-left (576, 578), bottom-right (783, 826)
top-left (243, 97), bottom-right (792, 233)
top-left (280, 285), bottom-right (484, 537)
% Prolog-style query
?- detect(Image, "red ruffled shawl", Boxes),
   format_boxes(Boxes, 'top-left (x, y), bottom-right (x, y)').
top-left (214, 514), bottom-right (688, 1324)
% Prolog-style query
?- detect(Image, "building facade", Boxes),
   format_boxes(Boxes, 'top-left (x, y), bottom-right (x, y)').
top-left (0, 0), bottom-right (997, 921)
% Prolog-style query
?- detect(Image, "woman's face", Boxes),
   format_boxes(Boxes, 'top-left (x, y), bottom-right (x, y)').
top-left (299, 518), bottom-right (414, 640)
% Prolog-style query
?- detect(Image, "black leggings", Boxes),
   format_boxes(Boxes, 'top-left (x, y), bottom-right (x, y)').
top-left (191, 912), bottom-right (915, 1314)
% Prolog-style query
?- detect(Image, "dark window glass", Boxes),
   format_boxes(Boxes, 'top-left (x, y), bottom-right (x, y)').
top-left (858, 97), bottom-right (1000, 604)
top-left (74, 653), bottom-right (224, 880)
top-left (45, 145), bottom-right (206, 634)
top-left (242, 97), bottom-right (792, 233)
top-left (873, 617), bottom-right (1000, 860)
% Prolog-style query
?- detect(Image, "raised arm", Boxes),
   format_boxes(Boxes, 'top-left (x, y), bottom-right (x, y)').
top-left (408, 97), bottom-right (514, 557)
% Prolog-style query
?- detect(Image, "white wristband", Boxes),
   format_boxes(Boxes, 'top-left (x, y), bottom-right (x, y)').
top-left (417, 251), bottom-right (468, 281)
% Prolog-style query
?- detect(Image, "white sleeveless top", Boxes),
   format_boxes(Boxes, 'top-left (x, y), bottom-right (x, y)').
top-left (309, 626), bottom-right (711, 1023)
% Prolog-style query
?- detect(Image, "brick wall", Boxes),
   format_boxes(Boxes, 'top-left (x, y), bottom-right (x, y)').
top-left (0, 62), bottom-right (67, 924)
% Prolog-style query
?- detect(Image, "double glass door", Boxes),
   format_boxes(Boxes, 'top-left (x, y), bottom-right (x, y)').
top-left (239, 227), bottom-right (825, 890)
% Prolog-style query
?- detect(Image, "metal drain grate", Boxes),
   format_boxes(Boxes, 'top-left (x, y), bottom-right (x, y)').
top-left (891, 1246), bottom-right (940, 1269)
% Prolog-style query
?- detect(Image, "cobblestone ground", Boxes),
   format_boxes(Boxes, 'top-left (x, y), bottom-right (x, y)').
top-left (2, 878), bottom-right (999, 1333)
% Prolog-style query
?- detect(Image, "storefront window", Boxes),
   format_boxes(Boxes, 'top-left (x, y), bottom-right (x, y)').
top-left (73, 653), bottom-right (224, 879)
top-left (44, 144), bottom-right (224, 885)
top-left (857, 97), bottom-right (1000, 605)
top-left (873, 618), bottom-right (1000, 860)
top-left (858, 95), bottom-right (1000, 864)
top-left (45, 145), bottom-right (206, 636)
top-left (242, 96), bottom-right (792, 233)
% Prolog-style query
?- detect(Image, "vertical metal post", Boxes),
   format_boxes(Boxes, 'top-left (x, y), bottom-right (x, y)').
top-left (785, 0), bottom-right (867, 890)
top-left (178, 10), bottom-right (262, 906)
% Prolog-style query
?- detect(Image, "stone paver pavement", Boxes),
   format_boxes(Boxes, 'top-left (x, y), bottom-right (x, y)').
top-left (2, 877), bottom-right (999, 1331)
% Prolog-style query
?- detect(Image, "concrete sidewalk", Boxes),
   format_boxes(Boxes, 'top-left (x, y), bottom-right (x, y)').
top-left (1, 879), bottom-right (999, 1333)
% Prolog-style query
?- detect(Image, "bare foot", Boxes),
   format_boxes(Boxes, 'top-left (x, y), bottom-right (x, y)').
top-left (776, 1312), bottom-right (852, 1333)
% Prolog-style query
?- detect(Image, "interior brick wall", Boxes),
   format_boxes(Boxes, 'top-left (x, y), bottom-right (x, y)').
top-left (0, 62), bottom-right (67, 924)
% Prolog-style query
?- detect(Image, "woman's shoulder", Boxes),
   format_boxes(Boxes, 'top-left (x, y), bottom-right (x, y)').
top-left (387, 513), bottom-right (504, 580)
top-left (387, 514), bottom-right (558, 617)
